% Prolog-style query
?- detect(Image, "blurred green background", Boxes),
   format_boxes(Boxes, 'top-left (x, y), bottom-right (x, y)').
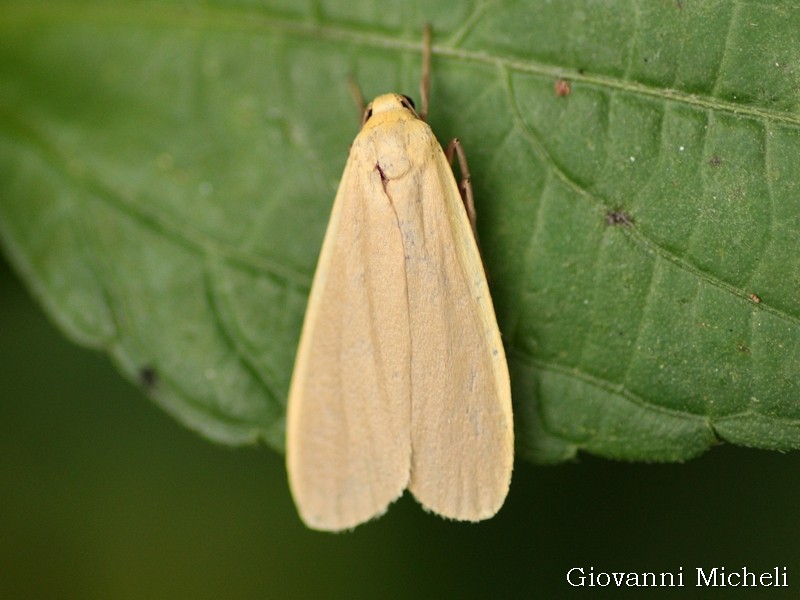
top-left (2, 252), bottom-right (798, 598)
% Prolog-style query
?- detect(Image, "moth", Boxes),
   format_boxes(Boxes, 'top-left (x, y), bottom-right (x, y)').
top-left (286, 26), bottom-right (513, 532)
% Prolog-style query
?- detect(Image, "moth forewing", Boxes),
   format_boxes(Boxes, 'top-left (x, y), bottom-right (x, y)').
top-left (285, 135), bottom-right (412, 532)
top-left (400, 137), bottom-right (513, 521)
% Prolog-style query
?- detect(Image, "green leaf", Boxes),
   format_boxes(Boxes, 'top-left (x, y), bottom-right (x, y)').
top-left (1, 0), bottom-right (799, 462)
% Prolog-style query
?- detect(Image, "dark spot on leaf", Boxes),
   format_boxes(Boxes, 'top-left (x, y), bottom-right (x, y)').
top-left (605, 210), bottom-right (634, 226)
top-left (708, 155), bottom-right (723, 167)
top-left (139, 366), bottom-right (158, 390)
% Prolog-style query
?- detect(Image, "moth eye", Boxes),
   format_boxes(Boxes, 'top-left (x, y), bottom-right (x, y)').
top-left (400, 95), bottom-right (416, 110)
top-left (362, 106), bottom-right (373, 125)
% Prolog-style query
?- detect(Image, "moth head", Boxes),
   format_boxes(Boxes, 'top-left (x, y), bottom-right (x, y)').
top-left (362, 93), bottom-right (418, 126)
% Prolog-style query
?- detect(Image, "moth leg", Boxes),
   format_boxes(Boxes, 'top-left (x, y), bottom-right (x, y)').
top-left (419, 24), bottom-right (431, 122)
top-left (445, 138), bottom-right (477, 242)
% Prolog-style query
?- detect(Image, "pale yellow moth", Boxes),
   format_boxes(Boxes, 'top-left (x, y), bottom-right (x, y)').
top-left (286, 26), bottom-right (513, 532)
